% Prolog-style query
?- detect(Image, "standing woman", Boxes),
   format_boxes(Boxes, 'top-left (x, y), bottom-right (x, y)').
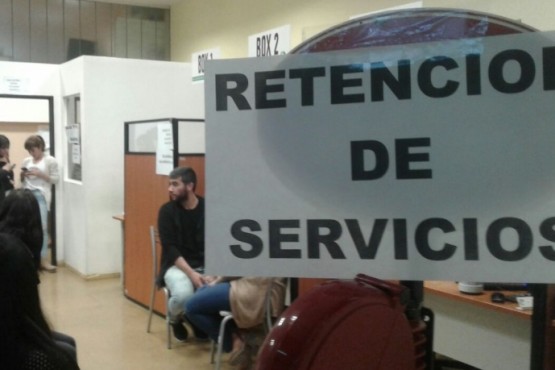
top-left (21, 135), bottom-right (59, 272)
top-left (0, 135), bottom-right (15, 204)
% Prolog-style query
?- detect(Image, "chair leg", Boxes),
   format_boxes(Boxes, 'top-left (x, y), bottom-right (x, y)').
top-left (215, 314), bottom-right (234, 370)
top-left (147, 280), bottom-right (156, 333)
top-left (164, 287), bottom-right (172, 350)
top-left (210, 340), bottom-right (216, 364)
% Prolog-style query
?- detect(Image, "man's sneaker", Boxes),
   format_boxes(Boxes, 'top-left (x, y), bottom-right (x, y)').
top-left (170, 321), bottom-right (188, 342)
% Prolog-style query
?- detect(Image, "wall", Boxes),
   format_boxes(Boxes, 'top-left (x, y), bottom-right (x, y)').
top-left (59, 56), bottom-right (204, 276)
top-left (171, 0), bottom-right (412, 60)
top-left (424, 0), bottom-right (555, 31)
top-left (59, 57), bottom-right (86, 272)
top-left (170, 0), bottom-right (555, 61)
top-left (0, 62), bottom-right (60, 95)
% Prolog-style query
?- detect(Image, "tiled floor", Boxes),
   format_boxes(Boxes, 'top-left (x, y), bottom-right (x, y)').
top-left (39, 267), bottom-right (471, 370)
top-left (39, 267), bottom-right (234, 370)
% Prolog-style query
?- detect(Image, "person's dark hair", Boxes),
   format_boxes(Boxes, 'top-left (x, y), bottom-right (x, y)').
top-left (169, 167), bottom-right (197, 191)
top-left (0, 189), bottom-right (43, 269)
top-left (36, 135), bottom-right (46, 150)
top-left (0, 134), bottom-right (10, 150)
top-left (0, 233), bottom-right (79, 370)
top-left (24, 135), bottom-right (45, 152)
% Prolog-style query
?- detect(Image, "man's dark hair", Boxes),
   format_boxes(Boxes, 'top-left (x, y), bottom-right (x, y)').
top-left (169, 167), bottom-right (197, 191)
top-left (0, 135), bottom-right (10, 150)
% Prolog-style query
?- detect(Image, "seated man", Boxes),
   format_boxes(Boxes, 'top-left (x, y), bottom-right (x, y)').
top-left (157, 167), bottom-right (206, 341)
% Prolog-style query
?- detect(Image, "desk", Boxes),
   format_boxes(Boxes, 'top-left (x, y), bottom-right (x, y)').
top-left (424, 281), bottom-right (531, 370)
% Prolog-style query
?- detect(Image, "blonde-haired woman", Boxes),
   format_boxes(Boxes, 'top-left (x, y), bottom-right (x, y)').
top-left (21, 135), bottom-right (59, 272)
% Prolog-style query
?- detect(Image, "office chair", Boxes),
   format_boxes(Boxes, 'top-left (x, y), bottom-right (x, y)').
top-left (146, 225), bottom-right (173, 349)
top-left (212, 278), bottom-right (287, 370)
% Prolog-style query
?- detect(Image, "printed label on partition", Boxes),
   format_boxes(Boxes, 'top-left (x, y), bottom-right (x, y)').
top-left (192, 48), bottom-right (220, 84)
top-left (248, 25), bottom-right (291, 57)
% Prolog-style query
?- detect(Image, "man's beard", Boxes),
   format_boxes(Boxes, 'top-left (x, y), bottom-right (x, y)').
top-left (175, 190), bottom-right (188, 203)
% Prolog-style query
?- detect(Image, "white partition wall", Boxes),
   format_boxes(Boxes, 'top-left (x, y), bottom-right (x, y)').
top-left (1, 57), bottom-right (204, 277)
top-left (59, 56), bottom-right (204, 276)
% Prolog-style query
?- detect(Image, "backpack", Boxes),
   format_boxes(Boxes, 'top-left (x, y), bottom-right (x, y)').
top-left (255, 274), bottom-right (416, 370)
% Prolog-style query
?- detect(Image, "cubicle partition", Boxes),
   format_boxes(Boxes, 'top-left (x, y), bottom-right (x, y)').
top-left (123, 118), bottom-right (204, 313)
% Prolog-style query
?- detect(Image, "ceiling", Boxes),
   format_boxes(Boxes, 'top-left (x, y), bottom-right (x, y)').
top-left (89, 0), bottom-right (186, 8)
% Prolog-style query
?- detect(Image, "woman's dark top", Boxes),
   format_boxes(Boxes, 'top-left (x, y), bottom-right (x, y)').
top-left (0, 160), bottom-right (14, 203)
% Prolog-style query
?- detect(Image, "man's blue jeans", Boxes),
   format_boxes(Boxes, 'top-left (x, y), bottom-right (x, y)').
top-left (186, 282), bottom-right (235, 352)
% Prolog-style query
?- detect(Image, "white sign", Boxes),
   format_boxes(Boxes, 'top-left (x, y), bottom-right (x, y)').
top-left (0, 76), bottom-right (29, 93)
top-left (248, 25), bottom-right (291, 57)
top-left (205, 31), bottom-right (555, 283)
top-left (156, 122), bottom-right (174, 175)
top-left (65, 125), bottom-right (80, 145)
top-left (192, 48), bottom-right (221, 84)
top-left (71, 144), bottom-right (81, 165)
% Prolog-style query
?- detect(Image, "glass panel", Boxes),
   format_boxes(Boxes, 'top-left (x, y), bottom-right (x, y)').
top-left (64, 0), bottom-right (80, 61)
top-left (141, 19), bottom-right (156, 60)
top-left (47, 0), bottom-right (64, 64)
top-left (127, 14), bottom-right (141, 59)
top-left (30, 0), bottom-right (48, 63)
top-left (0, 0), bottom-right (13, 61)
top-left (79, 0), bottom-right (96, 55)
top-left (95, 2), bottom-right (112, 56)
top-left (13, 0), bottom-right (30, 61)
top-left (178, 120), bottom-right (205, 154)
top-left (112, 4), bottom-right (127, 58)
top-left (1, 0), bottom-right (169, 63)
top-left (127, 121), bottom-right (169, 153)
top-left (156, 16), bottom-right (170, 60)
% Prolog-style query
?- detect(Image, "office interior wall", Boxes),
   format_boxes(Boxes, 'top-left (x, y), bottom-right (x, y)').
top-left (171, 0), bottom-right (412, 60)
top-left (59, 56), bottom-right (203, 276)
top-left (170, 0), bottom-right (555, 61)
top-left (59, 57), bottom-right (86, 273)
top-left (424, 0), bottom-right (555, 31)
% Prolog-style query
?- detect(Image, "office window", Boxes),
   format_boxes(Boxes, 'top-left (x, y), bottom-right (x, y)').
top-left (0, 0), bottom-right (170, 64)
